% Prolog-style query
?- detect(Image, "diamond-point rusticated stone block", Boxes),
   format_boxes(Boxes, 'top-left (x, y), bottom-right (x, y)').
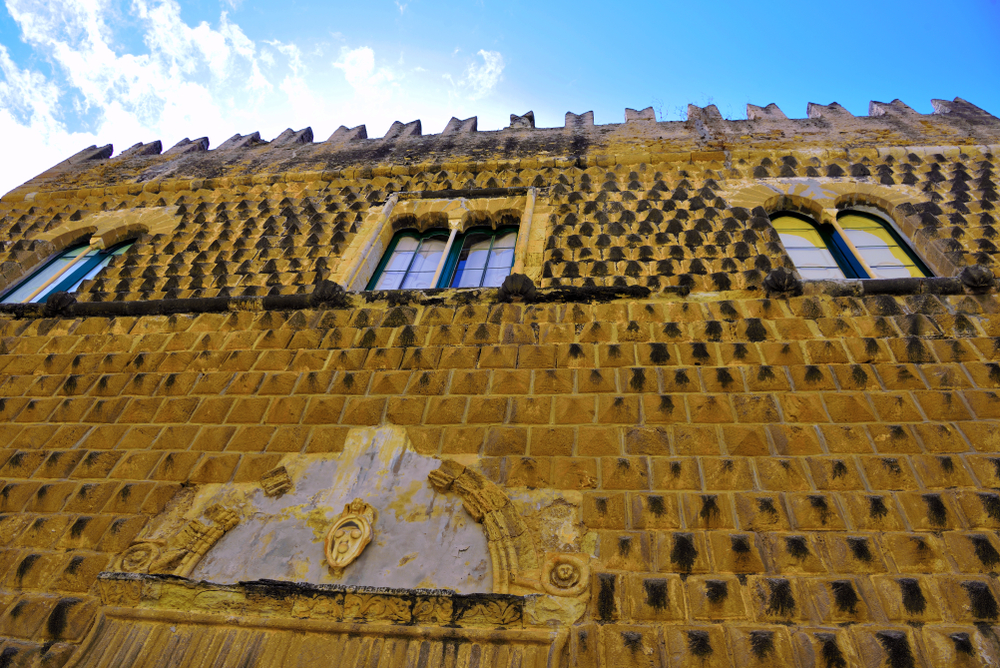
top-left (565, 111), bottom-right (594, 128)
top-left (509, 111), bottom-right (534, 129)
top-left (327, 124), bottom-right (367, 142)
top-left (625, 106), bottom-right (655, 122)
top-left (747, 103), bottom-right (787, 120)
top-left (384, 119), bottom-right (421, 139)
top-left (442, 116), bottom-right (477, 134)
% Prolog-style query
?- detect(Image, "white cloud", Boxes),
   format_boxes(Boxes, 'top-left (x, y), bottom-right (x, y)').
top-left (333, 46), bottom-right (396, 102)
top-left (395, 0), bottom-right (406, 14)
top-left (0, 0), bottom-right (515, 195)
top-left (462, 49), bottom-right (503, 100)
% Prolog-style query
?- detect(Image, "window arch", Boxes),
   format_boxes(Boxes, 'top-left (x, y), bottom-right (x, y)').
top-left (367, 226), bottom-right (518, 291)
top-left (1, 240), bottom-right (135, 304)
top-left (770, 211), bottom-right (930, 280)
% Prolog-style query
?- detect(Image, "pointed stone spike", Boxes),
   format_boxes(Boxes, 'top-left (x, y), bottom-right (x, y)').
top-left (217, 132), bottom-right (263, 150)
top-left (65, 145), bottom-right (114, 165)
top-left (114, 141), bottom-right (162, 160)
top-left (686, 104), bottom-right (723, 122)
top-left (625, 107), bottom-right (655, 121)
top-left (869, 100), bottom-right (918, 117)
top-left (807, 102), bottom-right (854, 119)
top-left (747, 103), bottom-right (787, 120)
top-left (565, 111), bottom-right (594, 128)
top-left (442, 116), bottom-right (477, 135)
top-left (932, 97), bottom-right (997, 119)
top-left (327, 125), bottom-right (367, 143)
top-left (509, 111), bottom-right (535, 129)
top-left (384, 120), bottom-right (422, 139)
top-left (272, 127), bottom-right (314, 145)
top-left (164, 137), bottom-right (210, 156)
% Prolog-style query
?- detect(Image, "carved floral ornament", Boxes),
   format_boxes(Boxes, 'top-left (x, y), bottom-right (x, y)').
top-left (325, 498), bottom-right (378, 577)
top-left (115, 504), bottom-right (239, 578)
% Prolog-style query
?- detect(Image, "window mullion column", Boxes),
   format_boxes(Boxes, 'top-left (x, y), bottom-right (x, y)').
top-left (22, 243), bottom-right (98, 303)
top-left (827, 210), bottom-right (876, 278)
top-left (431, 227), bottom-right (459, 288)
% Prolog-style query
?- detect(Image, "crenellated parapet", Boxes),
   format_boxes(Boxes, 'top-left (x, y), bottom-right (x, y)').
top-left (7, 97), bottom-right (998, 199)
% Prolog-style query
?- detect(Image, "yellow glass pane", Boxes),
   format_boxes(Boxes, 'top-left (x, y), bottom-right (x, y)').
top-left (838, 214), bottom-right (926, 278)
top-left (771, 216), bottom-right (826, 248)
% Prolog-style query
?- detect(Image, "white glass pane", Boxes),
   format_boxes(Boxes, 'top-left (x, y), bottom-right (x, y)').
top-left (842, 229), bottom-right (889, 248)
top-left (486, 247), bottom-right (515, 269)
top-left (408, 239), bottom-right (446, 273)
top-left (787, 247), bottom-right (841, 269)
top-left (492, 232), bottom-right (517, 249)
top-left (384, 249), bottom-right (416, 272)
top-left (2, 248), bottom-right (90, 304)
top-left (375, 271), bottom-right (406, 290)
top-left (482, 267), bottom-right (511, 287)
top-left (460, 236), bottom-right (493, 270)
top-left (455, 267), bottom-right (485, 288)
top-left (857, 248), bottom-right (908, 266)
top-left (870, 265), bottom-right (914, 279)
top-left (401, 271), bottom-right (437, 289)
top-left (799, 266), bottom-right (847, 280)
top-left (395, 237), bottom-right (420, 252)
top-left (778, 232), bottom-right (825, 250)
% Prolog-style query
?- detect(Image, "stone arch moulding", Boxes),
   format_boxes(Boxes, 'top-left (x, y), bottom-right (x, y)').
top-left (427, 458), bottom-right (592, 625)
top-left (727, 179), bottom-right (954, 277)
top-left (335, 192), bottom-right (538, 291)
top-left (35, 205), bottom-right (183, 248)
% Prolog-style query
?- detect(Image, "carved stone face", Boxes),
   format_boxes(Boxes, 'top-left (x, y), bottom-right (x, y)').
top-left (324, 500), bottom-right (376, 577)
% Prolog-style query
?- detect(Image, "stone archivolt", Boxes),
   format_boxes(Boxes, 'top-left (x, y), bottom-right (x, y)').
top-left (115, 504), bottom-right (239, 578)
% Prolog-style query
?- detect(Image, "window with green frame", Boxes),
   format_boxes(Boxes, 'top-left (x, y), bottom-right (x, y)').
top-left (771, 211), bottom-right (930, 280)
top-left (0, 240), bottom-right (135, 304)
top-left (367, 226), bottom-right (518, 290)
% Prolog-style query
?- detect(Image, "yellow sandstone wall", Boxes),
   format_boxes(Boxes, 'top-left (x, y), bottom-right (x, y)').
top-left (0, 100), bottom-right (999, 667)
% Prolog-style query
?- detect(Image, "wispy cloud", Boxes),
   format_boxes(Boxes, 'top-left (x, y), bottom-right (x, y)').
top-left (463, 50), bottom-right (504, 100)
top-left (0, 0), bottom-right (512, 195)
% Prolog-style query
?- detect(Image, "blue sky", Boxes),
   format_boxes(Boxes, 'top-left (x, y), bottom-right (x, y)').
top-left (1, 0), bottom-right (998, 195)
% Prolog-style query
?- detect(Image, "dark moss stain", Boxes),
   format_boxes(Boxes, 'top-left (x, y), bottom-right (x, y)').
top-left (816, 633), bottom-right (847, 668)
top-left (716, 367), bottom-right (734, 388)
top-left (831, 460), bottom-right (848, 479)
top-left (750, 630), bottom-right (775, 659)
top-left (594, 497), bottom-right (608, 514)
top-left (979, 493), bottom-right (1000, 521)
top-left (596, 573), bottom-right (616, 622)
top-left (70, 517), bottom-right (90, 538)
top-left (765, 578), bottom-right (795, 616)
top-left (616, 458), bottom-right (630, 471)
top-left (869, 496), bottom-right (889, 520)
top-left (691, 342), bottom-right (709, 361)
top-left (621, 631), bottom-right (643, 653)
top-left (686, 630), bottom-right (712, 658)
top-left (731, 534), bottom-right (751, 554)
top-left (658, 395), bottom-right (674, 415)
top-left (882, 458), bottom-right (902, 475)
top-left (642, 579), bottom-right (668, 610)
top-left (757, 497), bottom-right (777, 516)
top-left (786, 536), bottom-right (810, 560)
top-left (670, 533), bottom-right (698, 572)
top-left (808, 495), bottom-right (831, 525)
top-left (897, 578), bottom-right (926, 615)
top-left (830, 580), bottom-right (860, 614)
top-left (705, 579), bottom-right (727, 603)
top-left (804, 365), bottom-right (823, 383)
top-left (699, 495), bottom-right (720, 523)
top-left (648, 343), bottom-right (670, 364)
top-left (669, 460), bottom-right (681, 478)
top-left (757, 365), bottom-right (776, 382)
top-left (950, 632), bottom-right (974, 656)
top-left (65, 555), bottom-right (85, 575)
top-left (923, 494), bottom-right (948, 527)
top-left (0, 647), bottom-right (19, 668)
top-left (646, 496), bottom-right (665, 517)
top-left (617, 536), bottom-right (632, 558)
top-left (674, 369), bottom-right (690, 386)
top-left (963, 581), bottom-right (999, 619)
top-left (938, 456), bottom-right (954, 473)
top-left (970, 534), bottom-right (1000, 568)
top-left (629, 368), bottom-right (645, 391)
top-left (847, 537), bottom-right (873, 562)
top-left (47, 597), bottom-right (81, 638)
top-left (16, 553), bottom-right (40, 582)
top-left (876, 631), bottom-right (915, 668)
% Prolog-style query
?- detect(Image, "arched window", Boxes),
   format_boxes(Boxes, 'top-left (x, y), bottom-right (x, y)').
top-left (367, 226), bottom-right (517, 290)
top-left (1, 240), bottom-right (135, 304)
top-left (771, 211), bottom-right (929, 280)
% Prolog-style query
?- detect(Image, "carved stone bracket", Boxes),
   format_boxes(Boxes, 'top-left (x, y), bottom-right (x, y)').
top-left (115, 504), bottom-right (239, 578)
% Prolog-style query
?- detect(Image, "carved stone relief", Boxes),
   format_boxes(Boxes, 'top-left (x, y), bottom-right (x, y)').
top-left (325, 498), bottom-right (377, 577)
top-left (428, 459), bottom-right (592, 623)
top-left (116, 504), bottom-right (239, 578)
top-left (260, 466), bottom-right (293, 497)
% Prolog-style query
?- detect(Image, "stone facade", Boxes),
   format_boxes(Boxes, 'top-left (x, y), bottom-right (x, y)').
top-left (0, 98), bottom-right (999, 666)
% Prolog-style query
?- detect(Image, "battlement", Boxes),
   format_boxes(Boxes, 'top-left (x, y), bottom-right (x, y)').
top-left (7, 97), bottom-right (999, 200)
